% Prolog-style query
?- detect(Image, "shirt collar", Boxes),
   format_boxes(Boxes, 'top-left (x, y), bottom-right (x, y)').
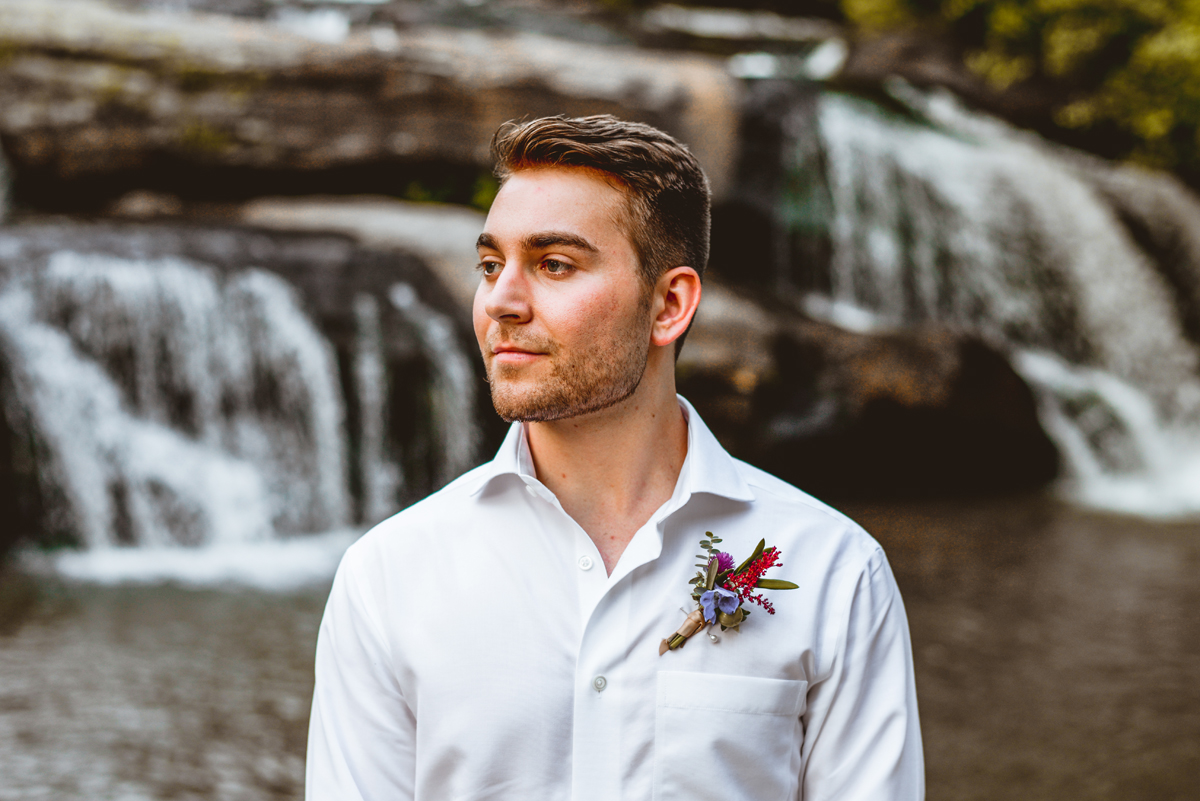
top-left (469, 395), bottom-right (755, 504)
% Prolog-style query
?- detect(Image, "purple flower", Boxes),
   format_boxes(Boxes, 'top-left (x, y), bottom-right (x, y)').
top-left (713, 551), bottom-right (735, 573)
top-left (700, 587), bottom-right (740, 624)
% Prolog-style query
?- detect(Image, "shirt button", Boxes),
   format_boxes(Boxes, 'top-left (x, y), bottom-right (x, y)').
top-left (592, 676), bottom-right (607, 692)
top-left (577, 555), bottom-right (594, 571)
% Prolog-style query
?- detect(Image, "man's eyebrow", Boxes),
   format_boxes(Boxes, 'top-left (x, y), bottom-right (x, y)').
top-left (522, 232), bottom-right (598, 253)
top-left (475, 231), bottom-right (599, 254)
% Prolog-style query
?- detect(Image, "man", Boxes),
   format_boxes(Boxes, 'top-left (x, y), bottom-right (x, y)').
top-left (307, 115), bottom-right (923, 800)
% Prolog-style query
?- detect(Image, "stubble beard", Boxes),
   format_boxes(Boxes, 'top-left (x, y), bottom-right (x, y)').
top-left (486, 296), bottom-right (653, 423)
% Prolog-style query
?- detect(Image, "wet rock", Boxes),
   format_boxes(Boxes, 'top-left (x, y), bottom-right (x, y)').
top-left (240, 196), bottom-right (485, 314)
top-left (680, 305), bottom-right (1059, 500)
top-left (0, 0), bottom-right (739, 206)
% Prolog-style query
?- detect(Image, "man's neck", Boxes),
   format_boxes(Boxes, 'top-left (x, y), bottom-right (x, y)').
top-left (525, 377), bottom-right (688, 576)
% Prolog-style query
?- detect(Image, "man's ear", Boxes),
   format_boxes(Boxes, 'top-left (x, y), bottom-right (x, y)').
top-left (649, 266), bottom-right (702, 349)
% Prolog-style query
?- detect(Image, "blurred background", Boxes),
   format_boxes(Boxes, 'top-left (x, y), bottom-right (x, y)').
top-left (1, 0), bottom-right (1198, 797)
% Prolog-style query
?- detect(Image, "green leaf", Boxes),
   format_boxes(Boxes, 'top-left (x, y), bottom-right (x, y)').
top-left (734, 539), bottom-right (766, 574)
top-left (705, 558), bottom-right (718, 590)
top-left (756, 578), bottom-right (799, 590)
top-left (699, 540), bottom-right (712, 549)
top-left (688, 576), bottom-right (702, 585)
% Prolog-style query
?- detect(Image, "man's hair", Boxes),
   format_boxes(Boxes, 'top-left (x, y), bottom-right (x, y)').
top-left (490, 115), bottom-right (711, 287)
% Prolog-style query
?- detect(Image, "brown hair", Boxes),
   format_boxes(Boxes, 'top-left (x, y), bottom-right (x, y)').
top-left (490, 115), bottom-right (711, 287)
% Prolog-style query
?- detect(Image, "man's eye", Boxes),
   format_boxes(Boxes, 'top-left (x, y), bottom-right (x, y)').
top-left (542, 259), bottom-right (571, 274)
top-left (477, 261), bottom-right (501, 276)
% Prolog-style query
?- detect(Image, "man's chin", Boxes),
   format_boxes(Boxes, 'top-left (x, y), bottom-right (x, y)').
top-left (488, 376), bottom-right (644, 424)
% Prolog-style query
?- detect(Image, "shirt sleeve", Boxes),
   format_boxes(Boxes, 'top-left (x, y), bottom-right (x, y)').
top-left (306, 545), bottom-right (416, 801)
top-left (799, 547), bottom-right (925, 801)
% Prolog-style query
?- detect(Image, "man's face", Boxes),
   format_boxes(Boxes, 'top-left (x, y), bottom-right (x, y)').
top-left (473, 166), bottom-right (654, 422)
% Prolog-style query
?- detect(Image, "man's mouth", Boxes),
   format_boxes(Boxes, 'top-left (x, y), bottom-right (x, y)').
top-left (491, 344), bottom-right (546, 364)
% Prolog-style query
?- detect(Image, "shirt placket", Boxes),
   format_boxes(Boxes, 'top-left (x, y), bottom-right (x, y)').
top-left (518, 473), bottom-right (685, 801)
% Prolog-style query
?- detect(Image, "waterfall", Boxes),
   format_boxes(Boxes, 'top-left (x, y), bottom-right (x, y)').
top-left (0, 222), bottom-right (487, 581)
top-left (0, 250), bottom-right (350, 548)
top-left (804, 82), bottom-right (1200, 516)
top-left (351, 292), bottom-right (404, 523)
top-left (388, 282), bottom-right (480, 488)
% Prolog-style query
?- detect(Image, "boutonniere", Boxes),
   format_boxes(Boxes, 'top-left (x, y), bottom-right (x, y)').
top-left (659, 532), bottom-right (798, 655)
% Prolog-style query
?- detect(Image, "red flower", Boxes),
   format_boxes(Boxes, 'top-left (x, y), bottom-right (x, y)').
top-left (721, 548), bottom-right (783, 614)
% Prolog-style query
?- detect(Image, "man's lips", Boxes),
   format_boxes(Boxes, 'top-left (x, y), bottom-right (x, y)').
top-left (491, 345), bottom-right (546, 364)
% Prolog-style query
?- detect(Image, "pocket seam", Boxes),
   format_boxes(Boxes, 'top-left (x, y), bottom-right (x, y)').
top-left (656, 671), bottom-right (807, 717)
top-left (656, 700), bottom-right (798, 716)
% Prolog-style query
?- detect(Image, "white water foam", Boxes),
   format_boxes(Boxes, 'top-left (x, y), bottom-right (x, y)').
top-left (35, 529), bottom-right (361, 591)
top-left (1014, 351), bottom-right (1200, 518)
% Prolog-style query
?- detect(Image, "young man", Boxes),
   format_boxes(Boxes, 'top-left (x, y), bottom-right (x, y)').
top-left (306, 116), bottom-right (923, 800)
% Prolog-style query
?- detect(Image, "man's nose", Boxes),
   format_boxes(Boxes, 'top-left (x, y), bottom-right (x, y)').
top-left (484, 264), bottom-right (532, 324)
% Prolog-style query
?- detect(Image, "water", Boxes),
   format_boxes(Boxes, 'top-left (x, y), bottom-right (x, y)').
top-left (1, 496), bottom-right (1196, 800)
top-left (0, 230), bottom-right (481, 551)
top-left (0, 570), bottom-right (326, 801)
top-left (802, 83), bottom-right (1200, 517)
top-left (0, 252), bottom-right (348, 546)
top-left (849, 496), bottom-right (1200, 800)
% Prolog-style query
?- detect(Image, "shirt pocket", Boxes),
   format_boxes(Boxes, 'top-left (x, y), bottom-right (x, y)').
top-left (654, 671), bottom-right (807, 801)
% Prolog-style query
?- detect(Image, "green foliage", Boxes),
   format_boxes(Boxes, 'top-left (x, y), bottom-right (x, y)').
top-left (469, 173), bottom-right (500, 212)
top-left (841, 0), bottom-right (1200, 174)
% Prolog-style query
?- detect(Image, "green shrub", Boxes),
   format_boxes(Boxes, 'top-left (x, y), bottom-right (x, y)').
top-left (842, 0), bottom-right (1200, 174)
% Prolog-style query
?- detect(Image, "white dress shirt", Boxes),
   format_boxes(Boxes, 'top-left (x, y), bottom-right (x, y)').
top-left (307, 397), bottom-right (923, 801)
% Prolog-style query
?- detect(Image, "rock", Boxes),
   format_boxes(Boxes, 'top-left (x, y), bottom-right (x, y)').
top-left (0, 0), bottom-right (739, 202)
top-left (110, 189), bottom-right (185, 219)
top-left (241, 196), bottom-right (485, 314)
top-left (679, 301), bottom-right (1059, 500)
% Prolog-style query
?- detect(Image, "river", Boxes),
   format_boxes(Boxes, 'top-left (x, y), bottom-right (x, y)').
top-left (1, 493), bottom-right (1196, 800)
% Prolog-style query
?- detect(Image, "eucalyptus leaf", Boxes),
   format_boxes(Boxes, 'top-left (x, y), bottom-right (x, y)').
top-left (756, 578), bottom-right (799, 590)
top-left (700, 540), bottom-right (712, 549)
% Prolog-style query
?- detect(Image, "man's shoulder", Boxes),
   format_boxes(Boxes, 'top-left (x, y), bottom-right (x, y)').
top-left (731, 457), bottom-right (882, 565)
top-left (341, 461), bottom-right (496, 565)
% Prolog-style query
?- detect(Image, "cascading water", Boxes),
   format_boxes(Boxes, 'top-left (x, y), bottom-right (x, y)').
top-left (800, 81), bottom-right (1200, 516)
top-left (1, 251), bottom-right (348, 548)
top-left (0, 229), bottom-right (482, 584)
top-left (388, 282), bottom-right (479, 488)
